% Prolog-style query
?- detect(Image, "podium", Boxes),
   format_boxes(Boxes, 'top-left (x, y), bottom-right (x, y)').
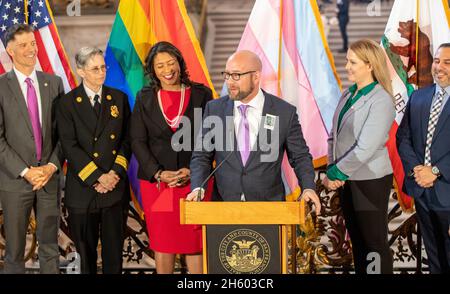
top-left (180, 199), bottom-right (306, 274)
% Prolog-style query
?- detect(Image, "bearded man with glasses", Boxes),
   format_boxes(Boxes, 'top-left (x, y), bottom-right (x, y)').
top-left (187, 50), bottom-right (321, 216)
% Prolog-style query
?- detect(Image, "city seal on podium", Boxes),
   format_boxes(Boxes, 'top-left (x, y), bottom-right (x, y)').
top-left (219, 229), bottom-right (270, 274)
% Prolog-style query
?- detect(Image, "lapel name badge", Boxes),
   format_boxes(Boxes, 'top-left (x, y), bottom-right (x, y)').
top-left (263, 114), bottom-right (276, 131)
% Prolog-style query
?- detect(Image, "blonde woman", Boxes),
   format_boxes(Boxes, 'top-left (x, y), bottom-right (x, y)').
top-left (323, 39), bottom-right (395, 274)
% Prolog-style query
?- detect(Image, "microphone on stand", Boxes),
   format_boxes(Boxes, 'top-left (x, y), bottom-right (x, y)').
top-left (196, 151), bottom-right (234, 201)
top-left (195, 130), bottom-right (235, 201)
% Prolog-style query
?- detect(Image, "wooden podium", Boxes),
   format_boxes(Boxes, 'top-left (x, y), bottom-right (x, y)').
top-left (180, 199), bottom-right (306, 274)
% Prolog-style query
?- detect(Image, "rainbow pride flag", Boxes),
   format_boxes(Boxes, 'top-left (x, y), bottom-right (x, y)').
top-left (104, 0), bottom-right (216, 217)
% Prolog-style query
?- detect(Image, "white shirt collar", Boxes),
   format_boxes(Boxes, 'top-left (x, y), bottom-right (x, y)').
top-left (234, 88), bottom-right (265, 111)
top-left (436, 84), bottom-right (450, 96)
top-left (13, 66), bottom-right (38, 86)
top-left (83, 83), bottom-right (102, 102)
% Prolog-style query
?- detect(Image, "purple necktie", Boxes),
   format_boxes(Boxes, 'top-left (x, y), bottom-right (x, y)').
top-left (25, 78), bottom-right (42, 161)
top-left (238, 104), bottom-right (250, 165)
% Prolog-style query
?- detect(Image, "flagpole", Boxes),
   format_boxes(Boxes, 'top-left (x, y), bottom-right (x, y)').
top-left (149, 0), bottom-right (157, 45)
top-left (443, 0), bottom-right (450, 27)
top-left (24, 0), bottom-right (29, 24)
top-left (415, 0), bottom-right (420, 88)
top-left (44, 0), bottom-right (78, 87)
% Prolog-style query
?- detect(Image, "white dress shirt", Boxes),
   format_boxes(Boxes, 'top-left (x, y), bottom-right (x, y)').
top-left (234, 89), bottom-right (265, 201)
top-left (15, 67), bottom-right (58, 177)
top-left (83, 83), bottom-right (102, 106)
top-left (432, 84), bottom-right (450, 116)
top-left (14, 67), bottom-right (42, 125)
top-left (234, 88), bottom-right (265, 152)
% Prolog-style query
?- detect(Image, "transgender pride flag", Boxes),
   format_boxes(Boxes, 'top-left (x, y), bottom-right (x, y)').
top-left (235, 0), bottom-right (341, 198)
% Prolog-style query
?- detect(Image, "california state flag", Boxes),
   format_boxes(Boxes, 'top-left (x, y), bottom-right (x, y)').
top-left (382, 0), bottom-right (450, 212)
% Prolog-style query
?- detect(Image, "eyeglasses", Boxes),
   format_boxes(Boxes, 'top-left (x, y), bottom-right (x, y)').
top-left (221, 71), bottom-right (256, 81)
top-left (86, 65), bottom-right (108, 74)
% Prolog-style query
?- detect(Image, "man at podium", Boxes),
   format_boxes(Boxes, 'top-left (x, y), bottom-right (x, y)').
top-left (187, 50), bottom-right (321, 215)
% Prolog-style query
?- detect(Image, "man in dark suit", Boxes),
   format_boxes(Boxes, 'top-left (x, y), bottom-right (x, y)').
top-left (57, 47), bottom-right (131, 274)
top-left (0, 24), bottom-right (64, 274)
top-left (187, 50), bottom-right (320, 214)
top-left (397, 43), bottom-right (450, 274)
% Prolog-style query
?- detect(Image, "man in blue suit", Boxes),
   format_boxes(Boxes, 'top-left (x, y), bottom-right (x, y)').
top-left (397, 43), bottom-right (450, 274)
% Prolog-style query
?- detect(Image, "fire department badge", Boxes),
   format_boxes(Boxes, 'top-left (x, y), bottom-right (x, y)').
top-left (110, 105), bottom-right (119, 118)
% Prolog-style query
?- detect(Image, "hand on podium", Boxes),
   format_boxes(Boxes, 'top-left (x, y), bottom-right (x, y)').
top-left (186, 188), bottom-right (205, 201)
top-left (298, 189), bottom-right (321, 216)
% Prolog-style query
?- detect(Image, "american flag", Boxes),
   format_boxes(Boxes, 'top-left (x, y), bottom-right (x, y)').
top-left (0, 0), bottom-right (76, 92)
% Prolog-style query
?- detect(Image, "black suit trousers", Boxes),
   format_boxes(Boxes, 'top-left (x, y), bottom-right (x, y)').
top-left (340, 174), bottom-right (393, 274)
top-left (415, 196), bottom-right (450, 274)
top-left (68, 201), bottom-right (128, 274)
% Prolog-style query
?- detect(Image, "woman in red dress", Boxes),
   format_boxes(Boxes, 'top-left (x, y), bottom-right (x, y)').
top-left (130, 42), bottom-right (213, 273)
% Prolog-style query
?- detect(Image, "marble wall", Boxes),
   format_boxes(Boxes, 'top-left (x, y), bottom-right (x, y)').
top-left (54, 15), bottom-right (114, 80)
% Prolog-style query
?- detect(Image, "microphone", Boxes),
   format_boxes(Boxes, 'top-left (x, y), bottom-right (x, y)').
top-left (196, 151), bottom-right (234, 201)
top-left (196, 130), bottom-right (235, 201)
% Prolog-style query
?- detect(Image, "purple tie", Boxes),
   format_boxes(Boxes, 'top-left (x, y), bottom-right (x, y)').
top-left (238, 104), bottom-right (250, 165)
top-left (25, 78), bottom-right (42, 161)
